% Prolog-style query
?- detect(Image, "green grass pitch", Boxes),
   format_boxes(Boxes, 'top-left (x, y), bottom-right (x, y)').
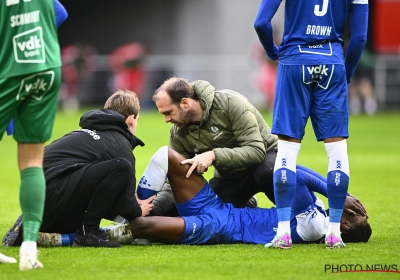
top-left (0, 108), bottom-right (399, 279)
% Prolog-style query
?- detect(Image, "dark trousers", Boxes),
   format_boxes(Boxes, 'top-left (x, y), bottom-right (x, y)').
top-left (42, 158), bottom-right (141, 233)
top-left (210, 149), bottom-right (277, 207)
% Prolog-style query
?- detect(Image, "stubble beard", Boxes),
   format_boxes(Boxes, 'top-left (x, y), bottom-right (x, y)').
top-left (175, 108), bottom-right (192, 129)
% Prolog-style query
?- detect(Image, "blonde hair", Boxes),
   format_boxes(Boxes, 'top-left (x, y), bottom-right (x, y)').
top-left (104, 90), bottom-right (140, 119)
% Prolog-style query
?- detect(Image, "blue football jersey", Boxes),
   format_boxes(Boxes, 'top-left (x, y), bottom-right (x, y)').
top-left (255, 0), bottom-right (368, 65)
top-left (280, 0), bottom-right (367, 64)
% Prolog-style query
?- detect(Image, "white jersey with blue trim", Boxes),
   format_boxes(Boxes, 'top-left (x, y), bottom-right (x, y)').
top-left (279, 0), bottom-right (368, 65)
top-left (295, 197), bottom-right (327, 242)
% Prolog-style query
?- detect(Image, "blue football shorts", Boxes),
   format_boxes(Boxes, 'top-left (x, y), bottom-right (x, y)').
top-left (174, 183), bottom-right (283, 245)
top-left (174, 183), bottom-right (235, 245)
top-left (272, 64), bottom-right (349, 141)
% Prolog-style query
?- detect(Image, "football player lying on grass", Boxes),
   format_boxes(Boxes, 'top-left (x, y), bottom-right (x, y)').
top-left (3, 147), bottom-right (371, 247)
top-left (95, 147), bottom-right (370, 247)
top-left (120, 147), bottom-right (371, 247)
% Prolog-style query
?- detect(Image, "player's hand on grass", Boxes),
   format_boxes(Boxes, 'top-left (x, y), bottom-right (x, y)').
top-left (136, 194), bottom-right (156, 216)
top-left (181, 151), bottom-right (215, 178)
top-left (344, 194), bottom-right (368, 218)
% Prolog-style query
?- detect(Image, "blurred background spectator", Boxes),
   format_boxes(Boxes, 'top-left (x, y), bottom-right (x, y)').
top-left (60, 44), bottom-right (97, 113)
top-left (108, 43), bottom-right (146, 100)
top-left (349, 49), bottom-right (377, 116)
top-left (250, 40), bottom-right (279, 112)
top-left (55, 0), bottom-right (400, 111)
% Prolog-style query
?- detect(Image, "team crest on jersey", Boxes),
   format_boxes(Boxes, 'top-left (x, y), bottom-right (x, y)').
top-left (16, 70), bottom-right (54, 101)
top-left (13, 27), bottom-right (45, 63)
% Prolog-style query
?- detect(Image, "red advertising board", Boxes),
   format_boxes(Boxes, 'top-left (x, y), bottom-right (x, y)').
top-left (373, 0), bottom-right (400, 53)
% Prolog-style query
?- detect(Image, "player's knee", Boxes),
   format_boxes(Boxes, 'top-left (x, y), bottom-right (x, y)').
top-left (149, 146), bottom-right (168, 173)
top-left (167, 147), bottom-right (186, 172)
top-left (167, 147), bottom-right (181, 162)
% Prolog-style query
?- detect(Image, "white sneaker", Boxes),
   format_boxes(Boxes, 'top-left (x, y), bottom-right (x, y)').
top-left (0, 252), bottom-right (17, 264)
top-left (19, 252), bottom-right (43, 271)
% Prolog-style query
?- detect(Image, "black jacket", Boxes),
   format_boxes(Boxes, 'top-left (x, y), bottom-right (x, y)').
top-left (42, 109), bottom-right (144, 228)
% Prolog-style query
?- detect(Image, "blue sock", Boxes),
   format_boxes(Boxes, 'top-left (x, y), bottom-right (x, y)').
top-left (274, 168), bottom-right (297, 222)
top-left (327, 170), bottom-right (349, 223)
top-left (62, 233), bottom-right (76, 246)
top-left (325, 140), bottom-right (350, 227)
top-left (276, 207), bottom-right (292, 223)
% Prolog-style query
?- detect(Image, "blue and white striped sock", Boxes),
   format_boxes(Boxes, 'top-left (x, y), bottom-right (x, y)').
top-left (325, 140), bottom-right (350, 236)
top-left (274, 140), bottom-right (300, 236)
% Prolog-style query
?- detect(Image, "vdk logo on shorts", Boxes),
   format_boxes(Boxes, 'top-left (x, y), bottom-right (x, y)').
top-left (16, 71), bottom-right (55, 101)
top-left (307, 65), bottom-right (329, 76)
top-left (13, 27), bottom-right (45, 63)
top-left (302, 64), bottom-right (334, 89)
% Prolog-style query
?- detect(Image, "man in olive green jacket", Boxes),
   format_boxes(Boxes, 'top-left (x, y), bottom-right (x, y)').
top-left (150, 77), bottom-right (278, 208)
